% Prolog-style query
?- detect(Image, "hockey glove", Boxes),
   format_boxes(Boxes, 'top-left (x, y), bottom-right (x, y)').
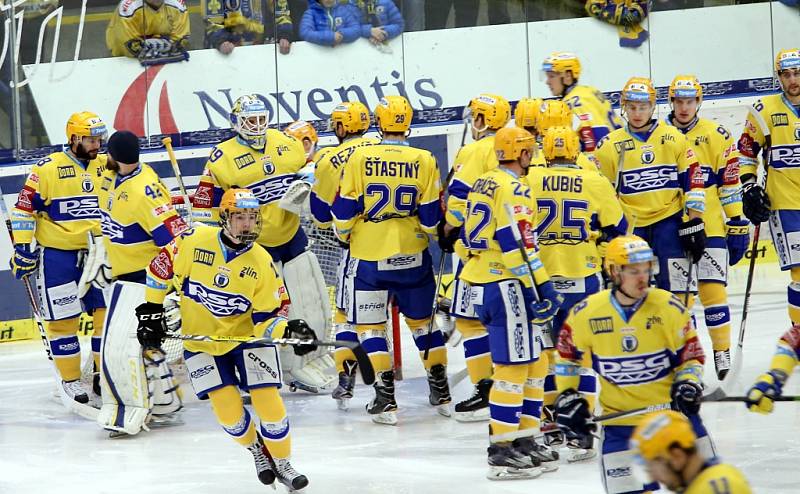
top-left (741, 182), bottom-right (771, 224)
top-left (554, 389), bottom-right (596, 442)
top-left (670, 377), bottom-right (703, 416)
top-left (285, 319), bottom-right (318, 356)
top-left (437, 221), bottom-right (461, 254)
top-left (135, 302), bottom-right (167, 348)
top-left (9, 244), bottom-right (38, 280)
top-left (678, 217), bottom-right (706, 264)
top-left (531, 280), bottom-right (564, 325)
top-left (726, 219), bottom-right (750, 265)
top-left (745, 370), bottom-right (785, 414)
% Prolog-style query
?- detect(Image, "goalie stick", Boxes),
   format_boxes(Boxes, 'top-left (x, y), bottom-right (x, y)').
top-left (166, 333), bottom-right (375, 385)
top-left (162, 136), bottom-right (192, 225)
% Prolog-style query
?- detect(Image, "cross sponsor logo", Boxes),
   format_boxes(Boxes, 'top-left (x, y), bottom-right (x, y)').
top-left (247, 351), bottom-right (278, 379)
top-left (184, 280), bottom-right (252, 317)
top-left (595, 350), bottom-right (672, 386)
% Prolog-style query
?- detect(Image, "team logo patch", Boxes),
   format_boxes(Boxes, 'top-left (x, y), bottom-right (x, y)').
top-left (589, 317), bottom-right (613, 335)
top-left (81, 179), bottom-right (94, 193)
top-left (164, 215), bottom-right (189, 237)
top-left (193, 183), bottom-right (213, 208)
top-left (15, 186), bottom-right (35, 212)
top-left (641, 150), bottom-right (655, 164)
top-left (149, 251), bottom-right (173, 279)
top-left (213, 272), bottom-right (229, 288)
top-left (193, 248), bottom-right (216, 266)
top-left (794, 127), bottom-right (800, 141)
top-left (262, 159), bottom-right (276, 175)
top-left (621, 335), bottom-right (638, 352)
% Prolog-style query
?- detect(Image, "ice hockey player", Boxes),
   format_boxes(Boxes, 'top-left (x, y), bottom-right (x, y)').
top-left (308, 101), bottom-right (378, 409)
top-left (555, 235), bottom-right (714, 494)
top-left (666, 75), bottom-right (749, 380)
top-left (440, 94), bottom-right (514, 422)
top-left (279, 120), bottom-right (328, 217)
top-left (332, 95), bottom-right (450, 425)
top-left (193, 95), bottom-right (335, 393)
top-left (745, 324), bottom-right (800, 414)
top-left (138, 188), bottom-right (313, 490)
top-left (542, 52), bottom-right (622, 152)
top-left (631, 411), bottom-right (752, 493)
top-left (737, 49), bottom-right (800, 327)
top-left (528, 126), bottom-right (627, 459)
top-left (459, 126), bottom-right (563, 479)
top-left (594, 77), bottom-right (707, 299)
top-left (96, 130), bottom-right (189, 435)
top-left (9, 111), bottom-right (108, 405)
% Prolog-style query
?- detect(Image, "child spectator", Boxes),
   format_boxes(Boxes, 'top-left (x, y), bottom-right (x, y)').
top-left (299, 0), bottom-right (360, 47)
top-left (351, 0), bottom-right (404, 44)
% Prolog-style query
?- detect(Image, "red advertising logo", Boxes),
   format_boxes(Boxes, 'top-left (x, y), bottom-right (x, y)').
top-left (115, 65), bottom-right (178, 136)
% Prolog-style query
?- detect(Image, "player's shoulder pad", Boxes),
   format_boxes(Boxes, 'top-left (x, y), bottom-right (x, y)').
top-left (649, 288), bottom-right (688, 315)
top-left (117, 0), bottom-right (145, 17)
top-left (163, 0), bottom-right (187, 13)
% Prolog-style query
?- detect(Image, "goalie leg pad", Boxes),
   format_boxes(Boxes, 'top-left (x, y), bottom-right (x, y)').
top-left (98, 281), bottom-right (151, 435)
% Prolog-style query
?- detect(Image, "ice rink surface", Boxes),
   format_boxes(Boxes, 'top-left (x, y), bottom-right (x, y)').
top-left (1, 286), bottom-right (798, 494)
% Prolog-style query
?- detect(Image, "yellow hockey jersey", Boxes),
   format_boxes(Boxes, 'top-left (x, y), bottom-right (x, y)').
top-left (459, 167), bottom-right (550, 289)
top-left (145, 226), bottom-right (290, 355)
top-left (669, 116), bottom-right (743, 238)
top-left (685, 461), bottom-right (753, 494)
top-left (563, 84), bottom-right (623, 152)
top-left (332, 140), bottom-right (442, 261)
top-left (106, 0), bottom-right (190, 57)
top-left (310, 135), bottom-right (378, 228)
top-left (11, 149), bottom-right (106, 250)
top-left (527, 163), bottom-right (627, 279)
top-left (738, 93), bottom-right (800, 211)
top-left (557, 288), bottom-right (705, 426)
top-left (98, 163), bottom-right (189, 277)
top-left (192, 131), bottom-right (306, 247)
top-left (594, 121), bottom-right (705, 227)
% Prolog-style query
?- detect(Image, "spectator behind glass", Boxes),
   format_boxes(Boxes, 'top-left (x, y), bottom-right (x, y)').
top-left (299, 0), bottom-right (361, 47)
top-left (585, 0), bottom-right (649, 48)
top-left (106, 0), bottom-right (190, 64)
top-left (425, 0), bottom-right (478, 29)
top-left (350, 0), bottom-right (404, 44)
top-left (203, 0), bottom-right (295, 55)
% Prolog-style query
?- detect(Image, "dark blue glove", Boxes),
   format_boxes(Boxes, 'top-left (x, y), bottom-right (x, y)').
top-left (670, 378), bottom-right (703, 416)
top-left (554, 389), bottom-right (596, 442)
top-left (531, 280), bottom-right (564, 324)
top-left (726, 219), bottom-right (750, 265)
top-left (285, 319), bottom-right (318, 356)
top-left (9, 244), bottom-right (38, 280)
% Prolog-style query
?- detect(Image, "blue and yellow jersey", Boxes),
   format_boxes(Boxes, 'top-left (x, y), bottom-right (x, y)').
top-left (527, 163), bottom-right (627, 279)
top-left (738, 93), bottom-right (800, 211)
top-left (764, 324), bottom-right (800, 377)
top-left (563, 84), bottom-right (623, 152)
top-left (310, 135), bottom-right (378, 228)
top-left (459, 167), bottom-right (550, 288)
top-left (11, 149), bottom-right (106, 249)
top-left (145, 226), bottom-right (290, 356)
top-left (685, 461), bottom-right (753, 494)
top-left (557, 288), bottom-right (705, 426)
top-left (594, 121), bottom-right (705, 227)
top-left (332, 140), bottom-right (442, 261)
top-left (446, 135), bottom-right (499, 228)
top-left (106, 0), bottom-right (190, 57)
top-left (192, 130), bottom-right (306, 247)
top-left (669, 116), bottom-right (743, 237)
top-left (98, 163), bottom-right (189, 277)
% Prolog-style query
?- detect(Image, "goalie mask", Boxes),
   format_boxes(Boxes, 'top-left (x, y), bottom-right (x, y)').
top-left (230, 95), bottom-right (269, 150)
top-left (219, 188), bottom-right (262, 245)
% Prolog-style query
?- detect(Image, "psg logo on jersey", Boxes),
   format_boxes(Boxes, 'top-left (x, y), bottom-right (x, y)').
top-left (214, 272), bottom-right (230, 288)
top-left (82, 178), bottom-right (94, 193)
top-left (621, 335), bottom-right (638, 353)
top-left (641, 150), bottom-right (655, 165)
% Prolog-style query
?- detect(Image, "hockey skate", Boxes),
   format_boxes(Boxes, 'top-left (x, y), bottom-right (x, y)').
top-left (426, 364), bottom-right (452, 417)
top-left (541, 407), bottom-right (564, 446)
top-left (247, 438), bottom-right (276, 486)
top-left (62, 379), bottom-right (89, 404)
top-left (332, 360), bottom-right (358, 410)
top-left (512, 436), bottom-right (559, 473)
top-left (714, 349), bottom-right (731, 381)
top-left (565, 435), bottom-right (597, 463)
top-left (366, 370), bottom-right (398, 425)
top-left (486, 442), bottom-right (543, 481)
top-left (274, 458), bottom-right (309, 491)
top-left (454, 378), bottom-right (491, 422)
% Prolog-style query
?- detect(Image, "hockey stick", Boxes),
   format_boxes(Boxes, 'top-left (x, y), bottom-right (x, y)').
top-left (0, 193), bottom-right (99, 420)
top-left (166, 333), bottom-right (375, 385)
top-left (423, 253), bottom-right (447, 360)
top-left (592, 402), bottom-right (672, 424)
top-left (162, 137), bottom-right (192, 224)
top-left (709, 395), bottom-right (800, 403)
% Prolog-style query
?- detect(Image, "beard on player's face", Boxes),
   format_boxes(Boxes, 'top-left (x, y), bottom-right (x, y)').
top-left (73, 140), bottom-right (98, 161)
top-left (106, 155), bottom-right (120, 171)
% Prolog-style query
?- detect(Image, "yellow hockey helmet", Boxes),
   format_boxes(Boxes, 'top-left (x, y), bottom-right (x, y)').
top-left (468, 93), bottom-right (511, 131)
top-left (542, 126), bottom-right (580, 162)
top-left (668, 75), bottom-right (703, 103)
top-left (604, 235), bottom-right (655, 273)
top-left (65, 111), bottom-right (107, 142)
top-left (284, 120), bottom-right (318, 146)
top-left (775, 48), bottom-right (800, 73)
top-left (219, 188), bottom-right (262, 245)
top-left (329, 101), bottom-right (371, 134)
top-left (494, 126), bottom-right (536, 162)
top-left (536, 99), bottom-right (573, 134)
top-left (621, 77), bottom-right (657, 106)
top-left (514, 98), bottom-right (544, 130)
top-left (630, 411), bottom-right (696, 461)
top-left (375, 96), bottom-right (413, 133)
top-left (542, 52), bottom-right (582, 80)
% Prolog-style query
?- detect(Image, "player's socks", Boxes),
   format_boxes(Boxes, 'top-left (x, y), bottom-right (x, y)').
top-left (426, 363), bottom-right (452, 417)
top-left (454, 378), bottom-right (492, 422)
top-left (332, 359), bottom-right (358, 410)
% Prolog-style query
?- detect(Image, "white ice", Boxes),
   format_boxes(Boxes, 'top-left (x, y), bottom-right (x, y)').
top-left (1, 284), bottom-right (798, 494)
